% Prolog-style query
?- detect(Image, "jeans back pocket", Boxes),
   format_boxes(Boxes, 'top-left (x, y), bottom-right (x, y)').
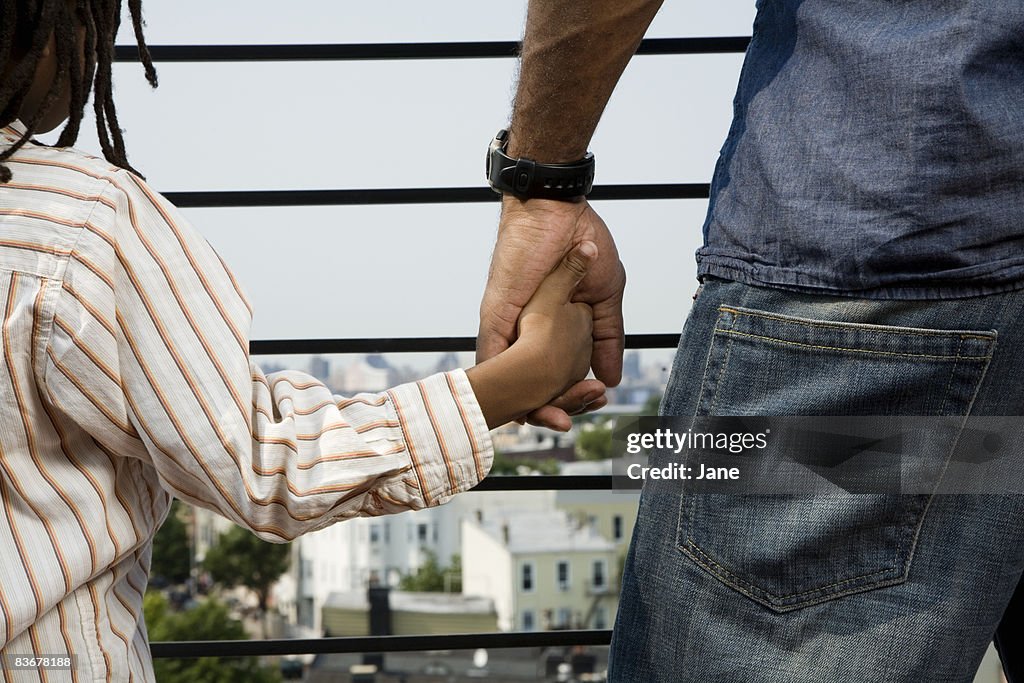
top-left (677, 305), bottom-right (996, 611)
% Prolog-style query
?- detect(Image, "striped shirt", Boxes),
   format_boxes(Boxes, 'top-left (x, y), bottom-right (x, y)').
top-left (0, 120), bottom-right (493, 682)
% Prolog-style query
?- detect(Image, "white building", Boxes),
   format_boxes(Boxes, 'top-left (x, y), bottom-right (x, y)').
top-left (282, 489), bottom-right (556, 635)
top-left (557, 460), bottom-right (640, 551)
top-left (461, 510), bottom-right (620, 633)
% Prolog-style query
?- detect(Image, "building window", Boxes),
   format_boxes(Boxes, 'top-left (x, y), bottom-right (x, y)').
top-left (557, 607), bottom-right (573, 629)
top-left (521, 562), bottom-right (534, 592)
top-left (418, 523), bottom-right (428, 544)
top-left (594, 606), bottom-right (608, 629)
top-left (522, 610), bottom-right (535, 631)
top-left (592, 560), bottom-right (607, 590)
top-left (369, 524), bottom-right (380, 544)
top-left (300, 597), bottom-right (314, 628)
top-left (613, 514), bottom-right (624, 541)
top-left (556, 561), bottom-right (570, 591)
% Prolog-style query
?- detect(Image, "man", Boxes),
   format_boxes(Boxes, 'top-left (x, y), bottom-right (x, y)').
top-left (478, 1), bottom-right (1024, 680)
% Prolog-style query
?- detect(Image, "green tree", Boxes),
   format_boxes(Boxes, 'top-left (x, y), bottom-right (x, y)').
top-left (144, 591), bottom-right (280, 683)
top-left (575, 425), bottom-right (613, 461)
top-left (202, 526), bottom-right (290, 637)
top-left (399, 550), bottom-right (461, 592)
top-left (150, 500), bottom-right (191, 585)
top-left (490, 451), bottom-right (560, 475)
top-left (490, 450), bottom-right (521, 475)
top-left (640, 393), bottom-right (663, 416)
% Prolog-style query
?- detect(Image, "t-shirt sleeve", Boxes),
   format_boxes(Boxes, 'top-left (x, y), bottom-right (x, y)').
top-left (42, 170), bottom-right (493, 541)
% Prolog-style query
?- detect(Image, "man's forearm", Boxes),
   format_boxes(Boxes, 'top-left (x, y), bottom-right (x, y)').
top-left (508, 0), bottom-right (664, 162)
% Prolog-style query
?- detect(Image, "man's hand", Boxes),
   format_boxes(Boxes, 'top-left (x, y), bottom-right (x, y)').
top-left (476, 0), bottom-right (662, 430)
top-left (467, 242), bottom-right (599, 430)
top-left (477, 196), bottom-right (626, 430)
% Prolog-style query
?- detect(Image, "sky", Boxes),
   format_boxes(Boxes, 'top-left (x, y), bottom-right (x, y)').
top-left (41, 1), bottom-right (757, 361)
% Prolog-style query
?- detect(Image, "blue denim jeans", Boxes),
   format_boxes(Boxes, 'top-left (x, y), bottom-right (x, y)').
top-left (609, 277), bottom-right (1024, 682)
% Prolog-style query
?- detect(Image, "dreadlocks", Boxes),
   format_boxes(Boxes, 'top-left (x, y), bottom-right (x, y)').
top-left (0, 0), bottom-right (157, 182)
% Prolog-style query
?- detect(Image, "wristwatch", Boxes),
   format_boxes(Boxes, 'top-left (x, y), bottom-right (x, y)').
top-left (485, 129), bottom-right (595, 200)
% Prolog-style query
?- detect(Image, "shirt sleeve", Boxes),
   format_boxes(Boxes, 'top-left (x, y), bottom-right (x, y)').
top-left (41, 170), bottom-right (493, 542)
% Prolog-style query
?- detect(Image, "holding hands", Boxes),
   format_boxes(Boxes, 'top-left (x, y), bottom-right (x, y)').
top-left (475, 196), bottom-right (626, 431)
top-left (466, 235), bottom-right (613, 430)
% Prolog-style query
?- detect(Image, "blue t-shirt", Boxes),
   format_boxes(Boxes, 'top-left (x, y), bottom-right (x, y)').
top-left (697, 0), bottom-right (1024, 299)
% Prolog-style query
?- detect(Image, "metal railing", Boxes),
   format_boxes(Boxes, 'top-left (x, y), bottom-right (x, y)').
top-left (115, 36), bottom-right (750, 63)
top-left (132, 34), bottom-right (749, 663)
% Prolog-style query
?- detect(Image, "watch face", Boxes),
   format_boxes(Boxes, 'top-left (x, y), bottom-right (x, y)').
top-left (486, 136), bottom-right (508, 188)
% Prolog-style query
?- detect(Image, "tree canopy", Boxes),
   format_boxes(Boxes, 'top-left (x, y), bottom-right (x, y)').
top-left (202, 525), bottom-right (290, 638)
top-left (150, 500), bottom-right (191, 585)
top-left (145, 592), bottom-right (280, 683)
top-left (399, 551), bottom-right (461, 593)
top-left (575, 425), bottom-right (613, 461)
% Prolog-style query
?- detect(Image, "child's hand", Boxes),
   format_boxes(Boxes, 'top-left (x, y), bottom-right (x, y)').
top-left (515, 241), bottom-right (597, 398)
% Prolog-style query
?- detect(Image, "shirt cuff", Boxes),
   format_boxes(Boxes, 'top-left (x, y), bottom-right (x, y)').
top-left (386, 369), bottom-right (494, 507)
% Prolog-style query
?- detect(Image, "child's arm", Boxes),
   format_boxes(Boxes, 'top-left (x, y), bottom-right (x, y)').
top-left (37, 168), bottom-right (591, 542)
top-left (467, 242), bottom-right (597, 430)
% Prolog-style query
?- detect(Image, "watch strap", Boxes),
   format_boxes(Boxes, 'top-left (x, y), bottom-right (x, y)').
top-left (486, 129), bottom-right (595, 200)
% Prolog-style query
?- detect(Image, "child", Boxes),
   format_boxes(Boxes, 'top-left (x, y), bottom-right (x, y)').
top-left (0, 2), bottom-right (603, 679)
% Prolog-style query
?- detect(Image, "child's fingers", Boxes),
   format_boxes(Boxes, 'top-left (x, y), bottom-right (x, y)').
top-left (535, 241), bottom-right (598, 304)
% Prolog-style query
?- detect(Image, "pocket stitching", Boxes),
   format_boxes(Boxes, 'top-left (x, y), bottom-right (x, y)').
top-left (681, 491), bottom-right (928, 603)
top-left (692, 309), bottom-right (731, 415)
top-left (719, 305), bottom-right (996, 341)
top-left (708, 333), bottom-right (736, 416)
top-left (938, 337), bottom-right (964, 415)
top-left (714, 328), bottom-right (992, 361)
top-left (679, 494), bottom-right (929, 611)
top-left (682, 539), bottom-right (910, 612)
top-left (680, 536), bottom-right (904, 606)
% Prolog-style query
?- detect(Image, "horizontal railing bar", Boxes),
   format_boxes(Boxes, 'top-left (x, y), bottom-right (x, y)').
top-left (117, 37), bottom-right (750, 63)
top-left (163, 183), bottom-right (710, 209)
top-left (249, 333), bottom-right (679, 356)
top-left (471, 475), bottom-right (613, 492)
top-left (151, 628), bottom-right (613, 658)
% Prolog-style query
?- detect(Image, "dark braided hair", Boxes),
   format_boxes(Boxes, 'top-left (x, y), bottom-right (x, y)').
top-left (0, 0), bottom-right (157, 182)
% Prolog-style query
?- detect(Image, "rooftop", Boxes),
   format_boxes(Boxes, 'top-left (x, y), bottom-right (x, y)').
top-left (475, 510), bottom-right (615, 555)
top-left (324, 590), bottom-right (496, 615)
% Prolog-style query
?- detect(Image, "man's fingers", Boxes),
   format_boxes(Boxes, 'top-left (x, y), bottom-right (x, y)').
top-left (524, 380), bottom-right (607, 431)
top-left (546, 379), bottom-right (606, 411)
top-left (477, 293), bottom-right (524, 364)
top-left (592, 336), bottom-right (624, 388)
top-left (475, 319), bottom-right (512, 365)
top-left (525, 405), bottom-right (572, 432)
top-left (525, 395), bottom-right (607, 431)
top-left (590, 295), bottom-right (625, 387)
